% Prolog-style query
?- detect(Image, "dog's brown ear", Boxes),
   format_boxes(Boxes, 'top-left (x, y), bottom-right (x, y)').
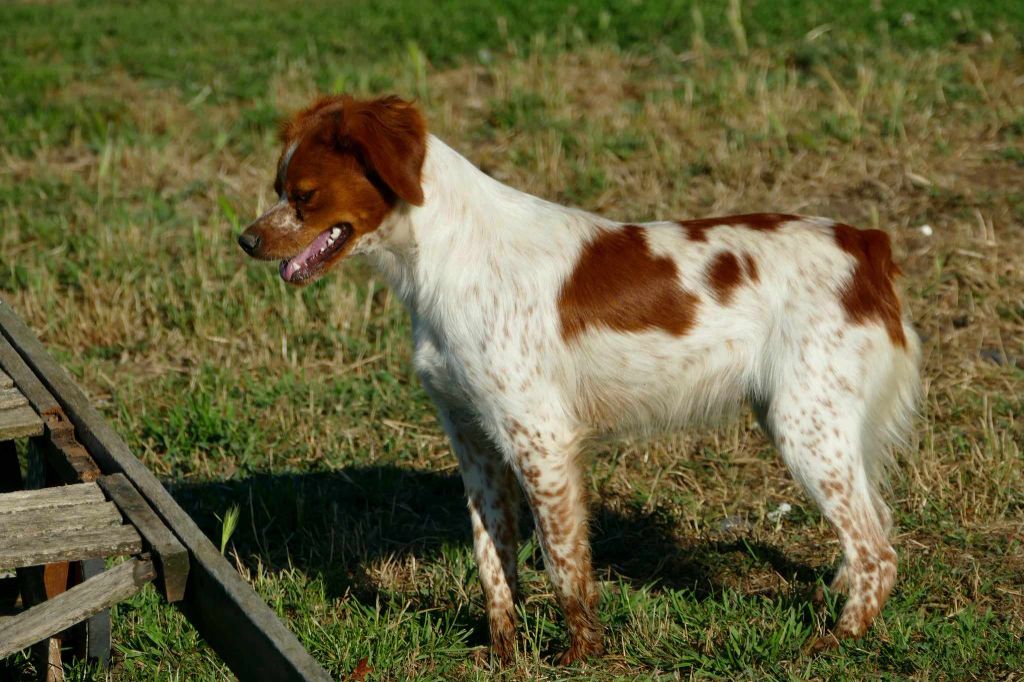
top-left (340, 96), bottom-right (427, 206)
top-left (280, 94), bottom-right (345, 144)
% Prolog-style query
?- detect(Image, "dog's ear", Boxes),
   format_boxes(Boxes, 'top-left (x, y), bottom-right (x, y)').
top-left (340, 96), bottom-right (427, 206)
top-left (280, 94), bottom-right (345, 144)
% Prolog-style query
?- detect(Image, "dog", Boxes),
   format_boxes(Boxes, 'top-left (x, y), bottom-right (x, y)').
top-left (238, 94), bottom-right (921, 664)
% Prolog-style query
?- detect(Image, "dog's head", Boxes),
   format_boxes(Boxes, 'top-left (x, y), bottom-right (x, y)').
top-left (237, 95), bottom-right (427, 285)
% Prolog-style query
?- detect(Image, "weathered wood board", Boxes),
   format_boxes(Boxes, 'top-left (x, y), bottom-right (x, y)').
top-left (72, 558), bottom-right (112, 664)
top-left (0, 335), bottom-right (61, 415)
top-left (0, 482), bottom-right (105, 515)
top-left (1, 332), bottom-right (110, 668)
top-left (2, 500), bottom-right (122, 539)
top-left (0, 557), bottom-right (155, 658)
top-left (0, 404), bottom-right (43, 441)
top-left (0, 387), bottom-right (28, 410)
top-left (0, 523), bottom-right (141, 570)
top-left (0, 348), bottom-right (43, 441)
top-left (0, 334), bottom-right (100, 482)
top-left (0, 481), bottom-right (141, 569)
top-left (98, 474), bottom-right (189, 603)
top-left (0, 300), bottom-right (332, 681)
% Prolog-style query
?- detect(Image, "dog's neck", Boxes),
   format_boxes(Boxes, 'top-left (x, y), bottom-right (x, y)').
top-left (365, 135), bottom-right (601, 312)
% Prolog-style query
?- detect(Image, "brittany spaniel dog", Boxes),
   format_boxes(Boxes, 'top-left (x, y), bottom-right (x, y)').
top-left (238, 95), bottom-right (921, 664)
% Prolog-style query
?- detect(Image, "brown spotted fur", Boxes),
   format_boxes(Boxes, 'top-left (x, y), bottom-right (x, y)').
top-left (558, 225), bottom-right (699, 341)
top-left (706, 251), bottom-right (745, 305)
top-left (832, 223), bottom-right (906, 347)
top-left (678, 212), bottom-right (800, 241)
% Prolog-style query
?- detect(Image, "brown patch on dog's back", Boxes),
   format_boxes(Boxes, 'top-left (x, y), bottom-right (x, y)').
top-left (706, 252), bottom-right (744, 305)
top-left (744, 253), bottom-right (759, 282)
top-left (833, 223), bottom-right (906, 346)
top-left (678, 213), bottom-right (800, 241)
top-left (559, 226), bottom-right (699, 341)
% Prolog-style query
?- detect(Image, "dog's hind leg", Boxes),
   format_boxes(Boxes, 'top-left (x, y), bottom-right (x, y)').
top-left (762, 324), bottom-right (917, 647)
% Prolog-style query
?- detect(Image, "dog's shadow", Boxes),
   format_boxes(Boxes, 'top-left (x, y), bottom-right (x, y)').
top-left (170, 466), bottom-right (828, 630)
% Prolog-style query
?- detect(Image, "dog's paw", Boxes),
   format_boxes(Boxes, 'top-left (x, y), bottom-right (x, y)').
top-left (810, 583), bottom-right (828, 607)
top-left (802, 631), bottom-right (841, 655)
top-left (554, 639), bottom-right (604, 666)
top-left (468, 646), bottom-right (490, 667)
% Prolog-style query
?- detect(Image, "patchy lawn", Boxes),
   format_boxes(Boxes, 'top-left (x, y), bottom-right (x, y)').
top-left (1, 1), bottom-right (1022, 679)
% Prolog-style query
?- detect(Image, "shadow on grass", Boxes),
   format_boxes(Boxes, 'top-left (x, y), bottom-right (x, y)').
top-left (170, 466), bottom-right (829, 602)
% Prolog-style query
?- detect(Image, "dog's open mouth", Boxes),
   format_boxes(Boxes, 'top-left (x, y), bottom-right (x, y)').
top-left (279, 223), bottom-right (353, 283)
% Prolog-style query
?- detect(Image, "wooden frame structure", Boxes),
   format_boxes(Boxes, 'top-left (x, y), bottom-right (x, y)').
top-left (0, 300), bottom-right (331, 681)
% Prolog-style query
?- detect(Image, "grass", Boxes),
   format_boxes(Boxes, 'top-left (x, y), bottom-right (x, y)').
top-left (1, 0), bottom-right (1023, 679)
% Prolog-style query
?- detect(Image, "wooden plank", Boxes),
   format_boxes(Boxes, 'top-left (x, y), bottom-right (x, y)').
top-left (0, 500), bottom-right (122, 540)
top-left (40, 636), bottom-right (64, 682)
top-left (0, 300), bottom-right (333, 682)
top-left (0, 404), bottom-right (43, 441)
top-left (0, 524), bottom-right (141, 570)
top-left (31, 425), bottom-right (101, 485)
top-left (3, 344), bottom-right (109, 673)
top-left (43, 562), bottom-right (70, 600)
top-left (0, 336), bottom-right (100, 482)
top-left (0, 333), bottom-right (60, 415)
top-left (2, 337), bottom-right (108, 673)
top-left (24, 439), bottom-right (72, 682)
top-left (72, 558), bottom-right (112, 666)
top-left (98, 474), bottom-right (189, 602)
top-left (0, 557), bottom-right (155, 658)
top-left (0, 482), bottom-right (105, 515)
top-left (27, 445), bottom-right (112, 668)
top-left (39, 634), bottom-right (64, 675)
top-left (0, 387), bottom-right (28, 409)
top-left (1, 331), bottom-right (111, 674)
top-left (14, 562), bottom-right (58, 677)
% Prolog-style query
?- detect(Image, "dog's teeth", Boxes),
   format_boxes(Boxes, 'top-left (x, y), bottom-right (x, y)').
top-left (331, 227), bottom-right (341, 238)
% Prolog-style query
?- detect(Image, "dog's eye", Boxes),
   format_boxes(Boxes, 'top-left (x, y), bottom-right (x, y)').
top-left (291, 190), bottom-right (315, 205)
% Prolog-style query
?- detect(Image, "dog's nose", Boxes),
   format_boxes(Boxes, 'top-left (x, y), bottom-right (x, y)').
top-left (237, 232), bottom-right (261, 255)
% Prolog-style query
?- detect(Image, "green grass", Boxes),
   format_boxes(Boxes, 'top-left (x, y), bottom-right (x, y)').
top-left (2, 0), bottom-right (1022, 154)
top-left (2, 0), bottom-right (1023, 679)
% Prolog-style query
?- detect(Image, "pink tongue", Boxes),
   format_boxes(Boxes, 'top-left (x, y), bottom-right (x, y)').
top-left (280, 228), bottom-right (335, 282)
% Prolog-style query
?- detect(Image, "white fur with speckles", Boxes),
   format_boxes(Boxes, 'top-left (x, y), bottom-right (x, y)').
top-left (357, 135), bottom-right (921, 657)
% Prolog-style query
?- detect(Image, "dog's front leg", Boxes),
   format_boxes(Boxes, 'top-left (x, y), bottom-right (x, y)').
top-left (500, 411), bottom-right (603, 665)
top-left (436, 405), bottom-right (522, 663)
